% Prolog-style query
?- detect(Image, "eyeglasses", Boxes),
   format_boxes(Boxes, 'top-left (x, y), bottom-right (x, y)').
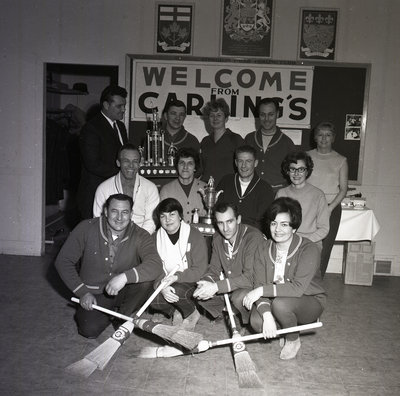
top-left (288, 167), bottom-right (307, 174)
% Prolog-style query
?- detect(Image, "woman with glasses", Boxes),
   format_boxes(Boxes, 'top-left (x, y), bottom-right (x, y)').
top-left (307, 122), bottom-right (348, 278)
top-left (243, 197), bottom-right (326, 360)
top-left (275, 151), bottom-right (329, 247)
top-left (150, 198), bottom-right (208, 330)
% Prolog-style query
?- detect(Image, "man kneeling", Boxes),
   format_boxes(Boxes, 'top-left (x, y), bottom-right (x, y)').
top-left (55, 193), bottom-right (163, 338)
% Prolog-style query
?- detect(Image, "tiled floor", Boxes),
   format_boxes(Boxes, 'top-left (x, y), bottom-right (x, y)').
top-left (1, 235), bottom-right (400, 395)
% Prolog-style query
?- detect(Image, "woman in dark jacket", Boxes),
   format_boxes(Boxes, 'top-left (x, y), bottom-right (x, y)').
top-left (243, 197), bottom-right (326, 360)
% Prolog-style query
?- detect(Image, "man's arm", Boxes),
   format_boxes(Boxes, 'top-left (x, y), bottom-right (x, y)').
top-left (140, 182), bottom-right (160, 234)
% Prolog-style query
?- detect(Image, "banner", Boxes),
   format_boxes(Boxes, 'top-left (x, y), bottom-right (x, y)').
top-left (130, 57), bottom-right (314, 131)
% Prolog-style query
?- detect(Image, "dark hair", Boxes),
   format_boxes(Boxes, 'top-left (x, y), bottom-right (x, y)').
top-left (266, 197), bottom-right (302, 230)
top-left (175, 147), bottom-right (200, 170)
top-left (202, 98), bottom-right (230, 118)
top-left (153, 198), bottom-right (184, 229)
top-left (256, 97), bottom-right (279, 115)
top-left (235, 144), bottom-right (257, 160)
top-left (313, 121), bottom-right (336, 136)
top-left (281, 151), bottom-right (314, 180)
top-left (163, 99), bottom-right (187, 114)
top-left (117, 143), bottom-right (140, 161)
top-left (214, 201), bottom-right (239, 218)
top-left (105, 193), bottom-right (133, 211)
top-left (100, 85), bottom-right (127, 106)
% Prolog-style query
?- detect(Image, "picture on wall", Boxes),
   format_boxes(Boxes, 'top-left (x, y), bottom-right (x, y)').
top-left (344, 114), bottom-right (362, 140)
top-left (221, 0), bottom-right (273, 57)
top-left (298, 8), bottom-right (338, 61)
top-left (156, 3), bottom-right (194, 54)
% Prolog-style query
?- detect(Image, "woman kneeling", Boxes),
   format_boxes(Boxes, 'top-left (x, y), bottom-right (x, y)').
top-left (151, 198), bottom-right (208, 330)
top-left (243, 197), bottom-right (326, 360)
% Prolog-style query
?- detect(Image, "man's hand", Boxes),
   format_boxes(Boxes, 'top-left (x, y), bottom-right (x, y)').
top-left (242, 286), bottom-right (263, 310)
top-left (80, 292), bottom-right (97, 310)
top-left (161, 274), bottom-right (178, 288)
top-left (262, 312), bottom-right (277, 339)
top-left (161, 286), bottom-right (179, 303)
top-left (193, 280), bottom-right (218, 300)
top-left (106, 273), bottom-right (128, 296)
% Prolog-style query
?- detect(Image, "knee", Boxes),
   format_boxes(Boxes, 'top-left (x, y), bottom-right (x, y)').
top-left (77, 319), bottom-right (107, 339)
top-left (249, 308), bottom-right (263, 333)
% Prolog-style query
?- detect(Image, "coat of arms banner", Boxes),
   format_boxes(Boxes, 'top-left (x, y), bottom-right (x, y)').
top-left (298, 8), bottom-right (338, 61)
top-left (156, 3), bottom-right (194, 55)
top-left (221, 0), bottom-right (273, 57)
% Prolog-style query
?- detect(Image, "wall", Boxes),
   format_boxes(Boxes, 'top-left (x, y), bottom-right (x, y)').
top-left (0, 0), bottom-right (399, 274)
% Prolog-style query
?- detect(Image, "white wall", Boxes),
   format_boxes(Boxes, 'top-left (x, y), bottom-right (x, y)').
top-left (1, 0), bottom-right (399, 274)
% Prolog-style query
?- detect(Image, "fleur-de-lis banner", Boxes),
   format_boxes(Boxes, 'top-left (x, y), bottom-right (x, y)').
top-left (299, 9), bottom-right (338, 61)
top-left (156, 4), bottom-right (193, 54)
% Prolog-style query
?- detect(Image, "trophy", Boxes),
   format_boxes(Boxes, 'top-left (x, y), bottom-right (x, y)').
top-left (198, 176), bottom-right (223, 224)
top-left (145, 107), bottom-right (165, 166)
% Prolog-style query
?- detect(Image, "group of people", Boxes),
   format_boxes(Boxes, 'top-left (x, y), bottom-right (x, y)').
top-left (56, 85), bottom-right (348, 361)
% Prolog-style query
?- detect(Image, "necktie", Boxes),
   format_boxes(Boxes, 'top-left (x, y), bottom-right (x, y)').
top-left (113, 122), bottom-right (123, 145)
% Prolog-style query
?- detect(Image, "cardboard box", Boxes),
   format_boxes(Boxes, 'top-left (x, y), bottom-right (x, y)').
top-left (343, 242), bottom-right (375, 286)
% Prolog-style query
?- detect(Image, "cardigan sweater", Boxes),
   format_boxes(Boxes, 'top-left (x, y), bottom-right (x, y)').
top-left (200, 128), bottom-right (244, 185)
top-left (217, 172), bottom-right (274, 231)
top-left (55, 217), bottom-right (163, 298)
top-left (154, 225), bottom-right (208, 284)
top-left (202, 223), bottom-right (265, 294)
top-left (254, 233), bottom-right (326, 316)
top-left (245, 127), bottom-right (295, 189)
top-left (160, 178), bottom-right (207, 223)
top-left (93, 172), bottom-right (160, 234)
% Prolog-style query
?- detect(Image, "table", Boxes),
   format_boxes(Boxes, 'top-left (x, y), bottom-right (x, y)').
top-left (336, 207), bottom-right (381, 241)
top-left (335, 207), bottom-right (381, 285)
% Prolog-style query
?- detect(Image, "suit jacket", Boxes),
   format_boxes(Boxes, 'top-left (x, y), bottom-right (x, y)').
top-left (78, 113), bottom-right (128, 219)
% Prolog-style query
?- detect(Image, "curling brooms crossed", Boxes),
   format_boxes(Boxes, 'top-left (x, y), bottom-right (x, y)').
top-left (66, 266), bottom-right (203, 377)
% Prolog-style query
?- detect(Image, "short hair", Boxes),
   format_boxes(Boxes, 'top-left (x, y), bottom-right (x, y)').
top-left (266, 197), bottom-right (302, 230)
top-left (314, 121), bottom-right (336, 136)
top-left (100, 85), bottom-right (127, 106)
top-left (117, 143), bottom-right (140, 161)
top-left (153, 198), bottom-right (184, 229)
top-left (235, 145), bottom-right (257, 160)
top-left (257, 97), bottom-right (279, 115)
top-left (202, 98), bottom-right (230, 118)
top-left (281, 151), bottom-right (314, 180)
top-left (214, 201), bottom-right (239, 218)
top-left (163, 99), bottom-right (187, 114)
top-left (105, 193), bottom-right (133, 211)
top-left (175, 147), bottom-right (200, 170)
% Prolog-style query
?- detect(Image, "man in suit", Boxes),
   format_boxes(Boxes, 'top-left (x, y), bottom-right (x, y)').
top-left (77, 85), bottom-right (129, 219)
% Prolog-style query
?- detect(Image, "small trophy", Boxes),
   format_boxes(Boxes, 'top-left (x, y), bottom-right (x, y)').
top-left (198, 176), bottom-right (223, 224)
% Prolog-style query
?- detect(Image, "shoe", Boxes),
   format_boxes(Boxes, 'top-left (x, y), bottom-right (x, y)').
top-left (172, 309), bottom-right (183, 326)
top-left (181, 308), bottom-right (201, 331)
top-left (280, 337), bottom-right (301, 360)
top-left (279, 337), bottom-right (285, 348)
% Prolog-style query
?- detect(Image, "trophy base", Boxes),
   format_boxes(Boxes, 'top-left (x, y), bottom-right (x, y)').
top-left (199, 216), bottom-right (213, 225)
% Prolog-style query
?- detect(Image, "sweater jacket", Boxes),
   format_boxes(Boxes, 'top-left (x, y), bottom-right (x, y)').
top-left (55, 217), bottom-right (163, 298)
top-left (93, 172), bottom-right (160, 234)
top-left (203, 223), bottom-right (264, 293)
top-left (217, 172), bottom-right (274, 231)
top-left (160, 178), bottom-right (207, 223)
top-left (154, 225), bottom-right (208, 283)
top-left (254, 234), bottom-right (326, 316)
top-left (245, 127), bottom-right (295, 189)
top-left (200, 128), bottom-right (244, 185)
top-left (275, 182), bottom-right (329, 243)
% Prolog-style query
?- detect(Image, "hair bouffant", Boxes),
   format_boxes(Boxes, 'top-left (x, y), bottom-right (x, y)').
top-left (265, 197), bottom-right (302, 230)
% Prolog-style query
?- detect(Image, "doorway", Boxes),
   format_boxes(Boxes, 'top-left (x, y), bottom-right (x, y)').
top-left (44, 63), bottom-right (118, 244)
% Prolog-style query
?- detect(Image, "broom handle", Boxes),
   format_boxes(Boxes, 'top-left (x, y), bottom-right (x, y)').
top-left (209, 322), bottom-right (323, 347)
top-left (219, 273), bottom-right (238, 333)
top-left (71, 266), bottom-right (179, 321)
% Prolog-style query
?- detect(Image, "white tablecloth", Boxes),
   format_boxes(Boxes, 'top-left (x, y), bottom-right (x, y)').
top-left (336, 207), bottom-right (381, 241)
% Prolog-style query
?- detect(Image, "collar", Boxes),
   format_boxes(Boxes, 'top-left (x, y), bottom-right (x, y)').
top-left (101, 111), bottom-right (116, 128)
top-left (99, 215), bottom-right (131, 243)
top-left (234, 172), bottom-right (261, 199)
top-left (269, 233), bottom-right (303, 262)
top-left (114, 172), bottom-right (141, 201)
top-left (254, 127), bottom-right (283, 150)
top-left (164, 127), bottom-right (188, 147)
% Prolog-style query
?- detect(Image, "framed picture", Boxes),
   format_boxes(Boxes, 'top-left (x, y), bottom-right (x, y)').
top-left (344, 114), bottom-right (362, 140)
top-left (298, 8), bottom-right (338, 61)
top-left (220, 0), bottom-right (273, 57)
top-left (155, 3), bottom-right (194, 55)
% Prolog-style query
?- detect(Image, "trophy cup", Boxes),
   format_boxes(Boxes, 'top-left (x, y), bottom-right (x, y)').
top-left (198, 176), bottom-right (223, 225)
top-left (146, 108), bottom-right (165, 166)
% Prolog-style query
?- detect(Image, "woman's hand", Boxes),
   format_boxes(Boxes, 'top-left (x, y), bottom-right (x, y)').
top-left (162, 274), bottom-right (178, 289)
top-left (242, 287), bottom-right (263, 310)
top-left (161, 286), bottom-right (179, 303)
top-left (262, 312), bottom-right (277, 339)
